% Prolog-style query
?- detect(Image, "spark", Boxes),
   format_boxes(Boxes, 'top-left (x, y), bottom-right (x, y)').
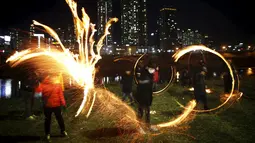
top-left (173, 45), bottom-right (239, 113)
top-left (6, 0), bottom-right (199, 135)
top-left (133, 53), bottom-right (176, 95)
top-left (156, 100), bottom-right (196, 128)
top-left (6, 0), bottom-right (118, 117)
top-left (188, 87), bottom-right (212, 94)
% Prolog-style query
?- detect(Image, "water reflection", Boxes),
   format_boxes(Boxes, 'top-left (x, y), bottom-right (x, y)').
top-left (0, 68), bottom-right (253, 99)
top-left (102, 76), bottom-right (122, 84)
top-left (0, 79), bottom-right (12, 98)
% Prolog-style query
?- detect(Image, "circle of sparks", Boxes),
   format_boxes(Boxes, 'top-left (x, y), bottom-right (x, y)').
top-left (133, 53), bottom-right (176, 95)
top-left (173, 45), bottom-right (236, 113)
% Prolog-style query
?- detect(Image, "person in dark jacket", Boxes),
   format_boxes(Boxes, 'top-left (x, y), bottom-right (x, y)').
top-left (223, 71), bottom-right (232, 94)
top-left (121, 70), bottom-right (134, 104)
top-left (180, 68), bottom-right (189, 87)
top-left (135, 63), bottom-right (154, 128)
top-left (20, 73), bottom-right (39, 120)
top-left (192, 66), bottom-right (209, 110)
top-left (35, 73), bottom-right (68, 142)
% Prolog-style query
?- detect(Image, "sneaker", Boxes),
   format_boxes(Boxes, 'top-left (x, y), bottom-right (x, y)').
top-left (150, 125), bottom-right (159, 132)
top-left (45, 134), bottom-right (51, 143)
top-left (137, 127), bottom-right (146, 134)
top-left (61, 131), bottom-right (68, 137)
top-left (32, 114), bottom-right (37, 118)
top-left (26, 116), bottom-right (35, 120)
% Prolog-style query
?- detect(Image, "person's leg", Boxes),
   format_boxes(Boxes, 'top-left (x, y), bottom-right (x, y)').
top-left (122, 92), bottom-right (127, 101)
top-left (23, 91), bottom-right (31, 118)
top-left (144, 106), bottom-right (150, 125)
top-left (30, 92), bottom-right (34, 115)
top-left (53, 107), bottom-right (66, 133)
top-left (44, 107), bottom-right (52, 135)
top-left (128, 92), bottom-right (134, 103)
top-left (137, 105), bottom-right (143, 120)
top-left (201, 94), bottom-right (209, 110)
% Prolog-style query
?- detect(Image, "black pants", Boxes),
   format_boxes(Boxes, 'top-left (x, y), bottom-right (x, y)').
top-left (195, 94), bottom-right (208, 110)
top-left (138, 105), bottom-right (150, 125)
top-left (122, 92), bottom-right (133, 103)
top-left (44, 107), bottom-right (65, 135)
top-left (21, 90), bottom-right (34, 118)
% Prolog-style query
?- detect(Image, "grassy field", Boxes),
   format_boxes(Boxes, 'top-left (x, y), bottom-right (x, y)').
top-left (0, 76), bottom-right (255, 143)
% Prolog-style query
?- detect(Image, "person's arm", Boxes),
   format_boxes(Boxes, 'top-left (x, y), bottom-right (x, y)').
top-left (35, 83), bottom-right (42, 93)
top-left (138, 79), bottom-right (150, 84)
top-left (58, 84), bottom-right (66, 107)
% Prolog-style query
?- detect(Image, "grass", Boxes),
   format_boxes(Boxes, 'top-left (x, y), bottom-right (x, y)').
top-left (0, 76), bottom-right (255, 143)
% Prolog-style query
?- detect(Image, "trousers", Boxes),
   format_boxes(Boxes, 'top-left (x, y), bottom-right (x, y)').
top-left (44, 107), bottom-right (65, 135)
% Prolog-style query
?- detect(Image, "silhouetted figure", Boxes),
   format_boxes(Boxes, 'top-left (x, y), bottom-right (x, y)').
top-left (180, 68), bottom-right (189, 87)
top-left (192, 66), bottom-right (209, 110)
top-left (135, 63), bottom-right (154, 128)
top-left (20, 73), bottom-right (39, 120)
top-left (223, 71), bottom-right (232, 94)
top-left (121, 70), bottom-right (134, 104)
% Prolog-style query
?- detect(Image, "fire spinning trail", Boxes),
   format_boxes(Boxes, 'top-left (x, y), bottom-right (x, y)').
top-left (5, 0), bottom-right (239, 136)
top-left (172, 45), bottom-right (242, 113)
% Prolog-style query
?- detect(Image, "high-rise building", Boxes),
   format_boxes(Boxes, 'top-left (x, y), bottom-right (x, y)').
top-left (181, 29), bottom-right (203, 46)
top-left (65, 24), bottom-right (76, 50)
top-left (29, 24), bottom-right (35, 44)
top-left (55, 28), bottom-right (65, 42)
top-left (203, 35), bottom-right (214, 48)
top-left (121, 0), bottom-right (148, 46)
top-left (158, 7), bottom-right (178, 52)
top-left (97, 0), bottom-right (113, 45)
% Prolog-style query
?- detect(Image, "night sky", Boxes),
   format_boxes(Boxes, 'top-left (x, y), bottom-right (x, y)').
top-left (0, 0), bottom-right (254, 44)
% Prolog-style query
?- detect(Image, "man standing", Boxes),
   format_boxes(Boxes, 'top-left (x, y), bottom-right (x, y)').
top-left (121, 70), bottom-right (134, 104)
top-left (135, 63), bottom-right (158, 131)
top-left (20, 73), bottom-right (39, 120)
top-left (193, 65), bottom-right (209, 110)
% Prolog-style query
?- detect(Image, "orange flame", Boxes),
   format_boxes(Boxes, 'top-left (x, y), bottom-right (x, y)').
top-left (6, 0), bottom-right (118, 117)
top-left (156, 100), bottom-right (196, 128)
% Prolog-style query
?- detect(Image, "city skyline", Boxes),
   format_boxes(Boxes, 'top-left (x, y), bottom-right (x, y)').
top-left (0, 0), bottom-right (254, 44)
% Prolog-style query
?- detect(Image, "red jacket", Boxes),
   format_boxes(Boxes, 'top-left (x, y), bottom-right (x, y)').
top-left (35, 78), bottom-right (66, 108)
top-left (153, 71), bottom-right (159, 82)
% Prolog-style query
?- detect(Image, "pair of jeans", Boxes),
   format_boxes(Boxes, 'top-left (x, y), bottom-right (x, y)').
top-left (44, 106), bottom-right (65, 135)
top-left (137, 105), bottom-right (150, 125)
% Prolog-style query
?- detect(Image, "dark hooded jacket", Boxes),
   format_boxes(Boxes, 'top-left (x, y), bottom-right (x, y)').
top-left (135, 67), bottom-right (153, 106)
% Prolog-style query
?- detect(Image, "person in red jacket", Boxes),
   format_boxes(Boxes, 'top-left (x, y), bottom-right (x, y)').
top-left (153, 66), bottom-right (159, 91)
top-left (35, 73), bottom-right (68, 142)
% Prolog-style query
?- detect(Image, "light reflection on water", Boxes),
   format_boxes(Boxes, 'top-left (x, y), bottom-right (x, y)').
top-left (0, 79), bottom-right (12, 98)
top-left (0, 68), bottom-right (253, 99)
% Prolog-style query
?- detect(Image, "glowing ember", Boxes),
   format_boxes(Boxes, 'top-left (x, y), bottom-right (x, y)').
top-left (6, 0), bottom-right (118, 117)
top-left (188, 87), bottom-right (212, 94)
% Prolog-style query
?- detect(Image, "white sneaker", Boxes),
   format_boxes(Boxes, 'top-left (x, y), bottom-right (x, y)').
top-left (150, 125), bottom-right (159, 132)
top-left (45, 134), bottom-right (51, 143)
top-left (32, 114), bottom-right (37, 118)
top-left (26, 116), bottom-right (35, 120)
top-left (138, 127), bottom-right (146, 134)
